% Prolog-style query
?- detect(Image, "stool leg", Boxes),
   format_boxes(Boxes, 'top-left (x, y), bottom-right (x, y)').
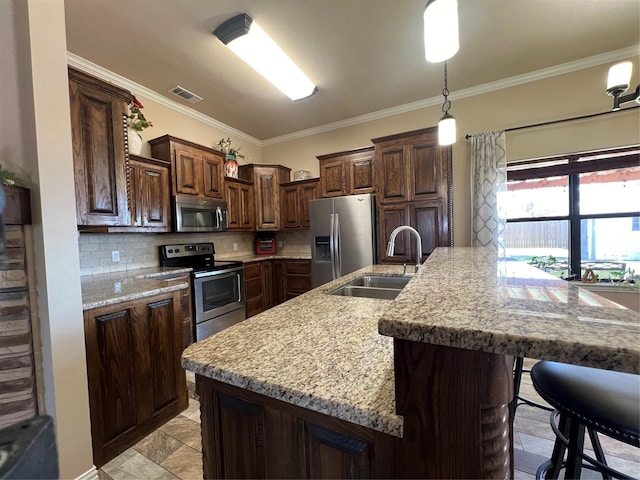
top-left (587, 428), bottom-right (611, 480)
top-left (541, 413), bottom-right (569, 480)
top-left (564, 418), bottom-right (585, 479)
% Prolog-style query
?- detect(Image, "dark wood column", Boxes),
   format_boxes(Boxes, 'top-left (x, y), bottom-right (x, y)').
top-left (393, 339), bottom-right (514, 479)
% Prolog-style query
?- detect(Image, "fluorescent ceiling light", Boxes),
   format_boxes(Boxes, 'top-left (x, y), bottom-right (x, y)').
top-left (423, 0), bottom-right (459, 63)
top-left (214, 14), bottom-right (317, 101)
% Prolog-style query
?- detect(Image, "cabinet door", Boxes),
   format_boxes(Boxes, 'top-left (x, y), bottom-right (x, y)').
top-left (409, 141), bottom-right (446, 201)
top-left (299, 181), bottom-right (320, 228)
top-left (138, 161), bottom-right (170, 229)
top-left (70, 79), bottom-right (130, 226)
top-left (349, 156), bottom-right (374, 195)
top-left (281, 184), bottom-right (301, 229)
top-left (239, 183), bottom-right (256, 231)
top-left (225, 182), bottom-right (242, 230)
top-left (255, 169), bottom-right (280, 230)
top-left (377, 204), bottom-right (411, 264)
top-left (202, 153), bottom-right (224, 199)
top-left (262, 261), bottom-right (275, 309)
top-left (319, 159), bottom-right (347, 197)
top-left (244, 262), bottom-right (264, 318)
top-left (284, 260), bottom-right (312, 300)
top-left (374, 145), bottom-right (409, 203)
top-left (411, 200), bottom-right (445, 260)
top-left (272, 260), bottom-right (286, 305)
top-left (174, 146), bottom-right (202, 196)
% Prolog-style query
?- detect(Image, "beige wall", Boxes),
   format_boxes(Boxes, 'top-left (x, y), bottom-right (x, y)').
top-left (262, 59), bottom-right (640, 247)
top-left (2, 1), bottom-right (94, 478)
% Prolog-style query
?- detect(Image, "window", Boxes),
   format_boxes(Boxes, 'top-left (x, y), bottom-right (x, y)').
top-left (502, 145), bottom-right (640, 280)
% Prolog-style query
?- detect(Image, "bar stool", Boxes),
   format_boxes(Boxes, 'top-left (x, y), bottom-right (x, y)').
top-left (530, 361), bottom-right (640, 479)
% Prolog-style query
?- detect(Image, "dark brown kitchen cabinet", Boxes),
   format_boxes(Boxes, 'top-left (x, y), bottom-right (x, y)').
top-left (239, 165), bottom-right (291, 230)
top-left (69, 67), bottom-right (133, 227)
top-left (372, 127), bottom-right (452, 264)
top-left (83, 290), bottom-right (188, 467)
top-left (284, 260), bottom-right (312, 300)
top-left (280, 178), bottom-right (320, 229)
top-left (244, 262), bottom-right (265, 318)
top-left (225, 178), bottom-right (255, 231)
top-left (149, 135), bottom-right (225, 199)
top-left (377, 200), bottom-right (446, 264)
top-left (317, 147), bottom-right (374, 198)
top-left (372, 127), bottom-right (450, 204)
top-left (197, 375), bottom-right (396, 479)
top-left (128, 155), bottom-right (171, 231)
top-left (271, 260), bottom-right (286, 305)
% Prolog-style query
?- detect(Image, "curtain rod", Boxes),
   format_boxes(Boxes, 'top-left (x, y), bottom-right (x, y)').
top-left (464, 105), bottom-right (640, 140)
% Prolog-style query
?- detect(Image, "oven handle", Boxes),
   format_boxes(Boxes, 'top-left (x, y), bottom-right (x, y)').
top-left (193, 266), bottom-right (243, 279)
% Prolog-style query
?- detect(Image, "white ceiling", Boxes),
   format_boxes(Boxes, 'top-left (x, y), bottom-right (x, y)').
top-left (64, 0), bottom-right (640, 142)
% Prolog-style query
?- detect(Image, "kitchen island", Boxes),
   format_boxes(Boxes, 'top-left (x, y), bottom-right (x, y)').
top-left (181, 248), bottom-right (639, 478)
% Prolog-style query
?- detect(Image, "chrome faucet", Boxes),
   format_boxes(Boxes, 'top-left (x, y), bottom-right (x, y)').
top-left (386, 226), bottom-right (422, 272)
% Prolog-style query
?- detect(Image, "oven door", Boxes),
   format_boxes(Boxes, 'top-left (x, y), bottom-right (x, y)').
top-left (193, 267), bottom-right (245, 340)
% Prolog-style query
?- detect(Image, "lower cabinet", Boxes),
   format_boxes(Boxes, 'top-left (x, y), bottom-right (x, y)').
top-left (244, 259), bottom-right (311, 318)
top-left (83, 290), bottom-right (188, 466)
top-left (197, 376), bottom-right (397, 479)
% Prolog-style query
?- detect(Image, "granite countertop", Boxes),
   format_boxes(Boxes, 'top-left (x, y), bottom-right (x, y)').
top-left (81, 266), bottom-right (191, 310)
top-left (378, 247), bottom-right (640, 374)
top-left (182, 264), bottom-right (408, 437)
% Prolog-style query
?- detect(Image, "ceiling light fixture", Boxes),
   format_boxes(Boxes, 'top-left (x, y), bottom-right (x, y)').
top-left (606, 61), bottom-right (640, 111)
top-left (438, 62), bottom-right (456, 146)
top-left (213, 13), bottom-right (317, 101)
top-left (423, 0), bottom-right (459, 63)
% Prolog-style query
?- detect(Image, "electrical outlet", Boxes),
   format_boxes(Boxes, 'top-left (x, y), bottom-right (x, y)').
top-left (111, 250), bottom-right (120, 262)
top-left (233, 243), bottom-right (238, 251)
top-left (113, 281), bottom-right (122, 293)
top-left (278, 241), bottom-right (283, 248)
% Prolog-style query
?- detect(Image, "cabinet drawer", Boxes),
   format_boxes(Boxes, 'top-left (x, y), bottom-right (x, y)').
top-left (285, 260), bottom-right (311, 275)
top-left (287, 276), bottom-right (312, 293)
top-left (244, 263), bottom-right (262, 280)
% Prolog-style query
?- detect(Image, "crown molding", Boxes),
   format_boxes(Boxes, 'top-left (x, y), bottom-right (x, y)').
top-left (68, 45), bottom-right (638, 147)
top-left (263, 45), bottom-right (640, 145)
top-left (66, 53), bottom-right (262, 146)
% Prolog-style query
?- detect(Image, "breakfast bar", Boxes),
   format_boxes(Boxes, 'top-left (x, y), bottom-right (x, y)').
top-left (181, 247), bottom-right (639, 478)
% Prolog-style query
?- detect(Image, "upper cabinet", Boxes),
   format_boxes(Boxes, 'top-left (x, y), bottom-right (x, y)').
top-left (317, 147), bottom-right (374, 198)
top-left (239, 165), bottom-right (291, 231)
top-left (280, 178), bottom-right (320, 229)
top-left (225, 177), bottom-right (255, 231)
top-left (372, 128), bottom-right (450, 204)
top-left (128, 155), bottom-right (171, 232)
top-left (149, 135), bottom-right (225, 199)
top-left (69, 67), bottom-right (133, 227)
top-left (372, 127), bottom-right (452, 263)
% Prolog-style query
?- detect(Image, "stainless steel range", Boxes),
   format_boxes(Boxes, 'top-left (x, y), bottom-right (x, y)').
top-left (159, 243), bottom-right (245, 341)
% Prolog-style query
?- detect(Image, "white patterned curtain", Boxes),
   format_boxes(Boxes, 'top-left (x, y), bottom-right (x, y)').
top-left (470, 131), bottom-right (507, 252)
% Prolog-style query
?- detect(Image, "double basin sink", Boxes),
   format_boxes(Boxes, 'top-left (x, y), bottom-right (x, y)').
top-left (330, 274), bottom-right (411, 300)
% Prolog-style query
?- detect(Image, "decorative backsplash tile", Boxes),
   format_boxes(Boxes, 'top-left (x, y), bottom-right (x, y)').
top-left (78, 230), bottom-right (311, 275)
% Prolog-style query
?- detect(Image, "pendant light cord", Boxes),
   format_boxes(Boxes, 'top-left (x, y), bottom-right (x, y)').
top-left (442, 62), bottom-right (451, 115)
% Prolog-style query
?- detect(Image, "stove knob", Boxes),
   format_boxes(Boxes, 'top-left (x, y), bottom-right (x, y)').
top-left (175, 248), bottom-right (180, 253)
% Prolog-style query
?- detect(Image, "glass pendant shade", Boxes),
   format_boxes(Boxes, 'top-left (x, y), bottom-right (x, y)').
top-left (215, 14), bottom-right (316, 101)
top-left (438, 113), bottom-right (456, 146)
top-left (607, 61), bottom-right (632, 95)
top-left (423, 0), bottom-right (459, 63)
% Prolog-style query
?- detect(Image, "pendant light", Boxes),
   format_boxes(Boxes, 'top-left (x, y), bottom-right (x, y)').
top-left (423, 0), bottom-right (459, 63)
top-left (438, 62), bottom-right (456, 145)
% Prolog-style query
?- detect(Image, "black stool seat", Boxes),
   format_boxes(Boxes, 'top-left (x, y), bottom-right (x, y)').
top-left (531, 361), bottom-right (639, 447)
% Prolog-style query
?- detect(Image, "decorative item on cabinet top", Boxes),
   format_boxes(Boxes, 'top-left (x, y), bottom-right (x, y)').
top-left (293, 170), bottom-right (312, 181)
top-left (126, 97), bottom-right (153, 156)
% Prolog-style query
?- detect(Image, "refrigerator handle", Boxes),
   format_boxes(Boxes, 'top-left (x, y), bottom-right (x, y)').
top-left (335, 213), bottom-right (341, 278)
top-left (330, 213), bottom-right (337, 280)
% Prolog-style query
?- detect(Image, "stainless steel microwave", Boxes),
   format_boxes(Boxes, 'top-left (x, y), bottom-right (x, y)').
top-left (173, 195), bottom-right (228, 233)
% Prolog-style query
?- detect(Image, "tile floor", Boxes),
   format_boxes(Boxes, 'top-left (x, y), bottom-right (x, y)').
top-left (98, 366), bottom-right (640, 480)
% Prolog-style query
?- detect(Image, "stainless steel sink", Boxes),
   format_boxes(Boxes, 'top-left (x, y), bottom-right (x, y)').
top-left (344, 275), bottom-right (411, 289)
top-left (329, 275), bottom-right (411, 300)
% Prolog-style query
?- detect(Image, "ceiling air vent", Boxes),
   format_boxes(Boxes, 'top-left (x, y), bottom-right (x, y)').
top-left (169, 85), bottom-right (203, 104)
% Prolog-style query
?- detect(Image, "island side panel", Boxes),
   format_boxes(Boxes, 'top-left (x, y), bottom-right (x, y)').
top-left (393, 339), bottom-right (514, 479)
top-left (196, 375), bottom-right (399, 479)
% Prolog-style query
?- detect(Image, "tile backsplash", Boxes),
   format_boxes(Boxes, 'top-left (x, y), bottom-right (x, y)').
top-left (78, 230), bottom-right (311, 276)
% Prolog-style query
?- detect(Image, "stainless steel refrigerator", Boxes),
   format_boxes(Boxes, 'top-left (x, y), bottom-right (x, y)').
top-left (310, 193), bottom-right (376, 287)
